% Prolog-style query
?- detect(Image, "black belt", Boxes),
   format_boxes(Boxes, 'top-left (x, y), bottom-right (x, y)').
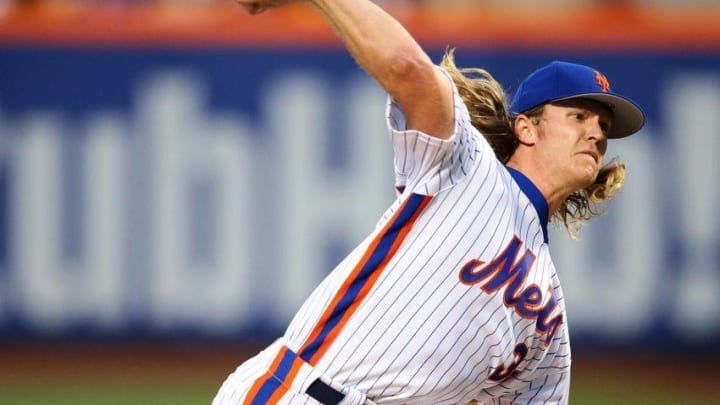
top-left (306, 378), bottom-right (346, 405)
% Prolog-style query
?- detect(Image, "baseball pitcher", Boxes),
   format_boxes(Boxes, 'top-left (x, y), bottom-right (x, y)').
top-left (213, 0), bottom-right (645, 404)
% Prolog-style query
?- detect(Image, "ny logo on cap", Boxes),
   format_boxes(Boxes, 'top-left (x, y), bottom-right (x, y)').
top-left (594, 71), bottom-right (610, 93)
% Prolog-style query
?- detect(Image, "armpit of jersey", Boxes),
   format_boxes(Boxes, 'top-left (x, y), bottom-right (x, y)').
top-left (385, 67), bottom-right (488, 196)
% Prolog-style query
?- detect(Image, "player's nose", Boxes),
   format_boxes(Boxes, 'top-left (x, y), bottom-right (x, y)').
top-left (586, 118), bottom-right (608, 155)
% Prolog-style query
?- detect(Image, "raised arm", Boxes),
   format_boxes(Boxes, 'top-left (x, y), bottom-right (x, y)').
top-left (237, 0), bottom-right (456, 139)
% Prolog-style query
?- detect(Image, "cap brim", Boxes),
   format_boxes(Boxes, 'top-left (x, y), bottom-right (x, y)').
top-left (557, 93), bottom-right (645, 139)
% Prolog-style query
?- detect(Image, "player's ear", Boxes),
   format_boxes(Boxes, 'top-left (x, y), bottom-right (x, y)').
top-left (513, 114), bottom-right (536, 146)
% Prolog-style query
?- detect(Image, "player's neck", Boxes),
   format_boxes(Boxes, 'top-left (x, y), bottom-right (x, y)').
top-left (505, 159), bottom-right (570, 217)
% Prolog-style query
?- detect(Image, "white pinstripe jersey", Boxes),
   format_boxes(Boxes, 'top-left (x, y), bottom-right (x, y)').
top-left (216, 71), bottom-right (572, 405)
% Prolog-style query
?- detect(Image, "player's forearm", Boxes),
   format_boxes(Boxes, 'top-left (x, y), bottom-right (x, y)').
top-left (309, 0), bottom-right (434, 105)
top-left (309, 0), bottom-right (454, 138)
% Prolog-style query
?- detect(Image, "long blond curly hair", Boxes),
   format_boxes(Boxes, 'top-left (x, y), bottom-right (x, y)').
top-left (439, 50), bottom-right (626, 236)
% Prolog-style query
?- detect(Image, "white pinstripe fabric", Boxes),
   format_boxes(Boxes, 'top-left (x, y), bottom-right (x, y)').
top-left (214, 69), bottom-right (571, 404)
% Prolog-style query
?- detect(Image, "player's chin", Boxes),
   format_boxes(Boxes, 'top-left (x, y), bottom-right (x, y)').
top-left (571, 164), bottom-right (600, 190)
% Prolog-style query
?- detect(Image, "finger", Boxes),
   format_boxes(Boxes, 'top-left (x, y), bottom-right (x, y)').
top-left (248, 3), bottom-right (265, 15)
top-left (236, 1), bottom-right (265, 15)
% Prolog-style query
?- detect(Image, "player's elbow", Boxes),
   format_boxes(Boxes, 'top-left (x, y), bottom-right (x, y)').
top-left (384, 50), bottom-right (438, 103)
top-left (388, 49), bottom-right (430, 80)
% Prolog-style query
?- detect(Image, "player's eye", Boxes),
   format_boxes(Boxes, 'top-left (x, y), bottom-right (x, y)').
top-left (570, 111), bottom-right (586, 121)
top-left (599, 121), bottom-right (611, 137)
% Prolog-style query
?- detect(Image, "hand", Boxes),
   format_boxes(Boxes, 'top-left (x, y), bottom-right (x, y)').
top-left (235, 0), bottom-right (306, 15)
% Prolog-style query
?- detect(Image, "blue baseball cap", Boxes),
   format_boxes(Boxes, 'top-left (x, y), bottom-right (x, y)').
top-left (509, 61), bottom-right (645, 138)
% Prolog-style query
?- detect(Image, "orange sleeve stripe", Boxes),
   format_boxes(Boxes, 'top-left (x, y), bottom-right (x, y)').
top-left (296, 209), bottom-right (393, 362)
top-left (242, 346), bottom-right (289, 405)
top-left (297, 196), bottom-right (415, 362)
top-left (1, 3), bottom-right (719, 50)
top-left (307, 195), bottom-right (433, 363)
top-left (265, 355), bottom-right (305, 404)
top-left (299, 194), bottom-right (433, 365)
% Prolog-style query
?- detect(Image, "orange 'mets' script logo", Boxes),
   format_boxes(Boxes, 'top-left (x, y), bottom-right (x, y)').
top-left (594, 70), bottom-right (610, 92)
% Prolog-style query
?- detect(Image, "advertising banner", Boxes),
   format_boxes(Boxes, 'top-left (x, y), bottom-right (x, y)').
top-left (1, 4), bottom-right (719, 348)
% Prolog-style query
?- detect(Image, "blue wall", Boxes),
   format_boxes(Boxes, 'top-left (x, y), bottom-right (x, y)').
top-left (1, 46), bottom-right (719, 348)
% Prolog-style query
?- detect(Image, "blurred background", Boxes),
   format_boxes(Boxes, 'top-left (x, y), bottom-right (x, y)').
top-left (1, 0), bottom-right (719, 404)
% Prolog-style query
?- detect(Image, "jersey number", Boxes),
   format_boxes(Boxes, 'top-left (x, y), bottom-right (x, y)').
top-left (488, 343), bottom-right (528, 382)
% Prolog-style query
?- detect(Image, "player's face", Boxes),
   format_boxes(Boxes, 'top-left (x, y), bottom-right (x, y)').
top-left (533, 99), bottom-right (612, 190)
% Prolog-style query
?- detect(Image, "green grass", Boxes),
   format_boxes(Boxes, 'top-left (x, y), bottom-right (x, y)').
top-left (0, 378), bottom-right (711, 405)
top-left (1, 343), bottom-right (715, 405)
top-left (0, 380), bottom-right (216, 405)
top-left (570, 381), bottom-right (710, 405)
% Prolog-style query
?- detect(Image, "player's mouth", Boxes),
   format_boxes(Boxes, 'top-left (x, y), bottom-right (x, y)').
top-left (578, 150), bottom-right (599, 163)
